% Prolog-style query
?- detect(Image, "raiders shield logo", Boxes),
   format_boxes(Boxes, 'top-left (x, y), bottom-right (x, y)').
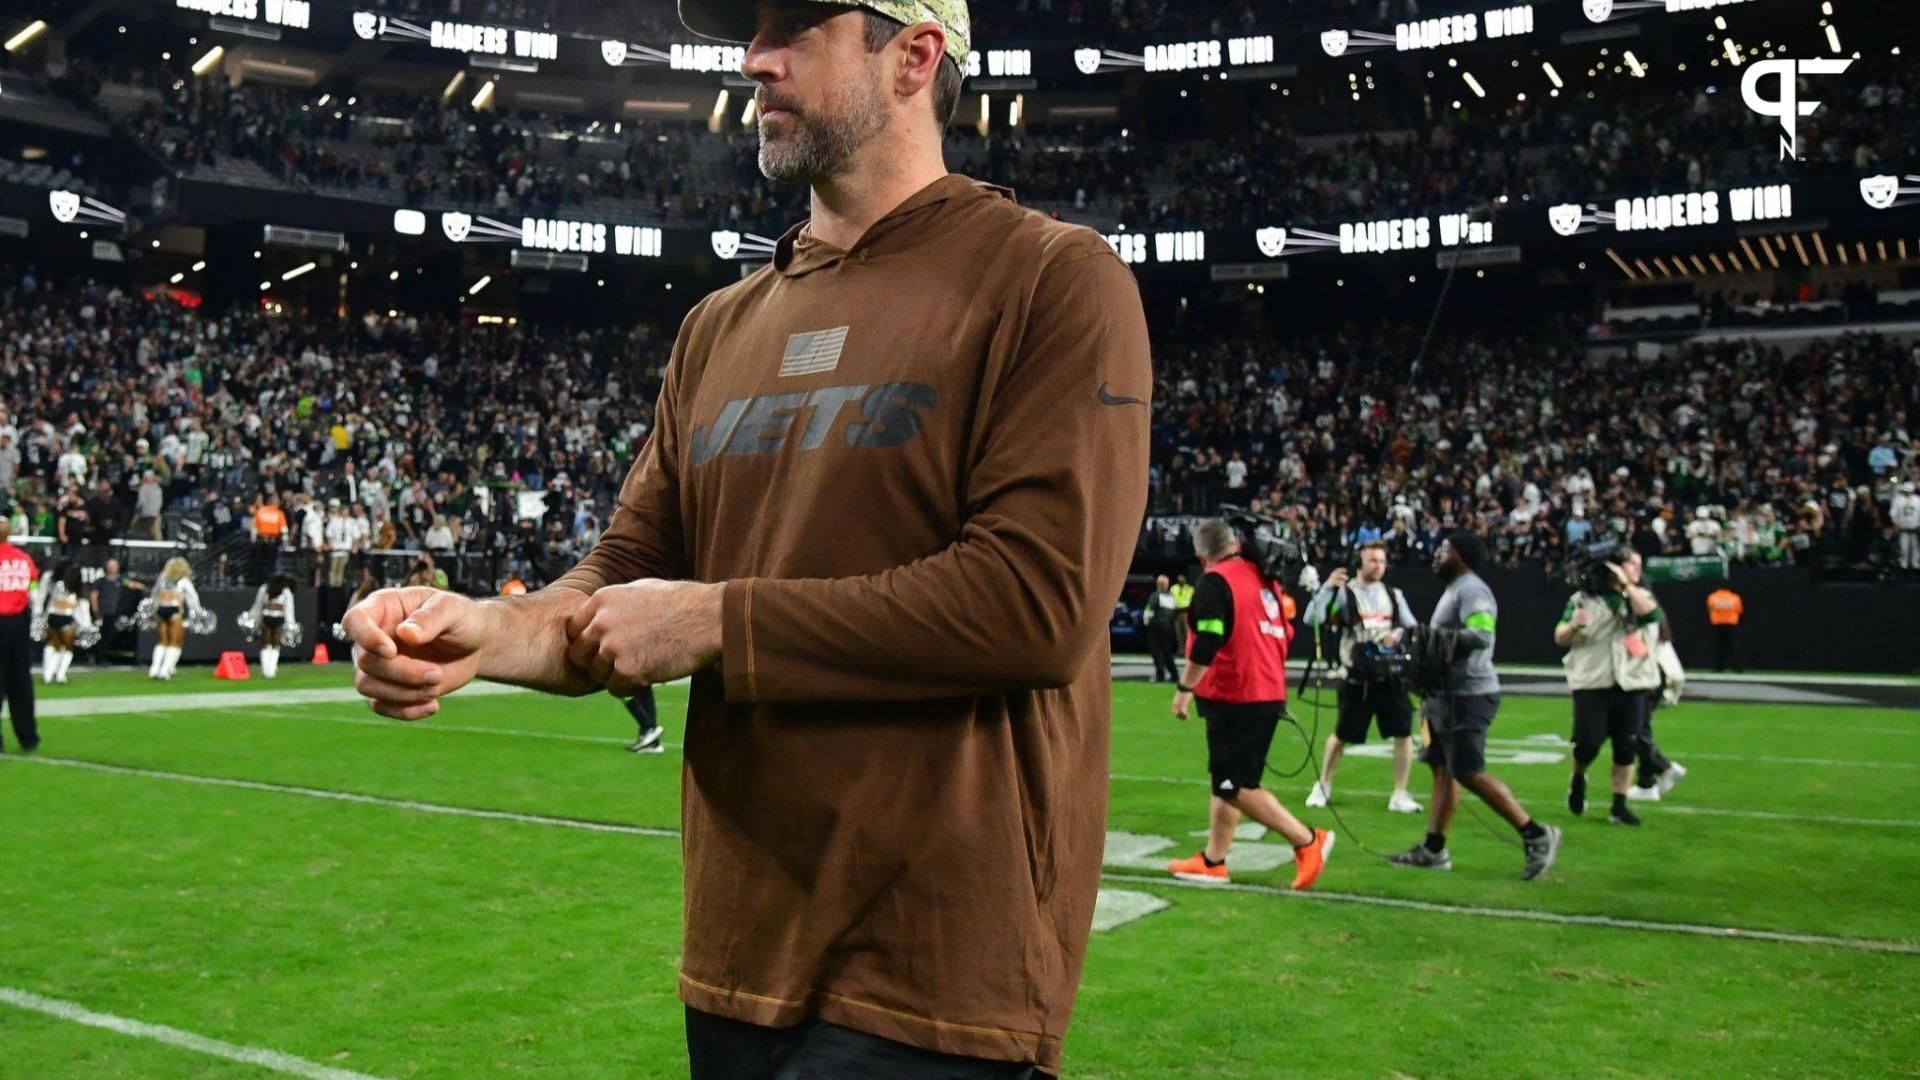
top-left (351, 11), bottom-right (381, 39)
top-left (48, 190), bottom-right (80, 224)
top-left (1256, 227), bottom-right (1287, 258)
top-left (1548, 203), bottom-right (1585, 238)
top-left (441, 212), bottom-right (472, 243)
top-left (1074, 48), bottom-right (1102, 75)
top-left (1860, 175), bottom-right (1899, 211)
top-left (600, 40), bottom-right (628, 66)
top-left (710, 231), bottom-right (742, 260)
top-left (1582, 0), bottom-right (1614, 23)
top-left (1320, 30), bottom-right (1349, 58)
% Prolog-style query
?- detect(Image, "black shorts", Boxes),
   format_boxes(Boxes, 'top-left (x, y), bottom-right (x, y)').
top-left (156, 606), bottom-right (181, 622)
top-left (1420, 693), bottom-right (1499, 780)
top-left (1199, 699), bottom-right (1282, 797)
top-left (1572, 687), bottom-right (1644, 764)
top-left (47, 614), bottom-right (74, 631)
top-left (1335, 680), bottom-right (1414, 744)
top-left (262, 616), bottom-right (285, 629)
top-left (685, 1006), bottom-right (1045, 1080)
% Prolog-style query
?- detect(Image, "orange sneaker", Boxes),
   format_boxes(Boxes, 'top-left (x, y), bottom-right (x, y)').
top-left (1167, 851), bottom-right (1230, 884)
top-left (1291, 829), bottom-right (1335, 891)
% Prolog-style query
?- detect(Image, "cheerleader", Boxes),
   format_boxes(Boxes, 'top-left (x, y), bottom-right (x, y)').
top-left (37, 562), bottom-right (92, 685)
top-left (249, 573), bottom-right (297, 679)
top-left (148, 557), bottom-right (202, 680)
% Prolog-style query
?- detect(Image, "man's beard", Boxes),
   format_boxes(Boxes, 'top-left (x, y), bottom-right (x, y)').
top-left (756, 78), bottom-right (890, 185)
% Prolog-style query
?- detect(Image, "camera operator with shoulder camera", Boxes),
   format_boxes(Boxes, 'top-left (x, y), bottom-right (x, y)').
top-left (1166, 519), bottom-right (1334, 891)
top-left (1302, 541), bottom-right (1423, 814)
top-left (1555, 542), bottom-right (1664, 827)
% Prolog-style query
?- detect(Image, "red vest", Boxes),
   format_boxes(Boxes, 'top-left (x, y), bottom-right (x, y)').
top-left (0, 543), bottom-right (37, 616)
top-left (1187, 556), bottom-right (1291, 704)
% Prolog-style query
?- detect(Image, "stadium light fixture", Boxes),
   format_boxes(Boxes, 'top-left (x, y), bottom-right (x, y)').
top-left (1723, 39), bottom-right (1741, 65)
top-left (473, 79), bottom-right (496, 110)
top-left (191, 46), bottom-right (225, 76)
top-left (740, 98), bottom-right (757, 127)
top-left (170, 273), bottom-right (185, 284)
top-left (5, 19), bottom-right (47, 52)
top-left (192, 261), bottom-right (206, 272)
top-left (1856, 242), bottom-right (1868, 263)
top-left (282, 262), bottom-right (316, 282)
top-left (389, 270), bottom-right (400, 281)
top-left (1651, 257), bottom-right (1672, 277)
top-left (1727, 250), bottom-right (1745, 272)
top-left (317, 93), bottom-right (330, 108)
top-left (1812, 233), bottom-right (1829, 266)
top-left (1623, 51), bottom-right (1645, 78)
top-left (1825, 25), bottom-right (1842, 53)
top-left (442, 71), bottom-right (466, 103)
top-left (1542, 61), bottom-right (1563, 89)
top-left (1604, 248), bottom-right (1637, 279)
top-left (469, 275), bottom-right (492, 296)
top-left (1690, 255), bottom-right (1709, 276)
top-left (259, 281), bottom-right (272, 291)
top-left (1462, 72), bottom-right (1486, 98)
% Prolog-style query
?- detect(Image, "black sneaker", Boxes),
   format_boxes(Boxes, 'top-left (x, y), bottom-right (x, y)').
top-left (1568, 773), bottom-right (1587, 816)
top-left (1522, 825), bottom-right (1563, 881)
top-left (1608, 805), bottom-right (1642, 827)
top-left (1388, 843), bottom-right (1452, 871)
top-left (627, 727), bottom-right (664, 754)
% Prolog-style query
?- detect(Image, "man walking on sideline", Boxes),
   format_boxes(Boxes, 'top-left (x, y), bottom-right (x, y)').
top-left (1144, 574), bottom-right (1180, 682)
top-left (344, 1), bottom-right (1150, 1075)
top-left (1390, 533), bottom-right (1561, 879)
top-left (0, 519), bottom-right (41, 754)
top-left (1165, 520), bottom-right (1334, 890)
top-left (1706, 584), bottom-right (1743, 673)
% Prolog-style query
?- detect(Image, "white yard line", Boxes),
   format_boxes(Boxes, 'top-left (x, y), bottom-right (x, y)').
top-left (1096, 874), bottom-right (1920, 956)
top-left (34, 683), bottom-right (533, 718)
top-left (11, 756), bottom-right (1914, 956)
top-left (0, 987), bottom-right (391, 1080)
top-left (9, 757), bottom-right (679, 838)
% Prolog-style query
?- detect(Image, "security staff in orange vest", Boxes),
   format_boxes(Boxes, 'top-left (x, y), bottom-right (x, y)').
top-left (1166, 519), bottom-right (1333, 890)
top-left (1706, 586), bottom-right (1743, 673)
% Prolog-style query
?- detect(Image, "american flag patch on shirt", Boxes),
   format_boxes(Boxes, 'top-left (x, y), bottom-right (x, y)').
top-left (780, 326), bottom-right (850, 377)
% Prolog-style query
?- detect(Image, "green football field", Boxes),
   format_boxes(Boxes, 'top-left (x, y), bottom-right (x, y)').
top-left (3, 667), bottom-right (1917, 1079)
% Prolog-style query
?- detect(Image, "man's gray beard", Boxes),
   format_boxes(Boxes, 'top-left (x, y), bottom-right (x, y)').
top-left (756, 87), bottom-right (889, 185)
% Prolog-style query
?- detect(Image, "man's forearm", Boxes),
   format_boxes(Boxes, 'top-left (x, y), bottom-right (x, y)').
top-left (475, 587), bottom-right (599, 695)
top-left (1178, 661), bottom-right (1210, 691)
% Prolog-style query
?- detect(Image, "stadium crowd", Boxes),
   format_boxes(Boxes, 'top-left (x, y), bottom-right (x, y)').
top-left (4, 265), bottom-right (1915, 594)
top-left (1147, 322), bottom-right (1920, 577)
top-left (0, 268), bottom-right (664, 591)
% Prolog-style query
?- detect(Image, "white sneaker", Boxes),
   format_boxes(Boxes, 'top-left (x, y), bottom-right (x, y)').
top-left (1387, 791), bottom-right (1424, 814)
top-left (1657, 763), bottom-right (1687, 796)
top-left (1626, 784), bottom-right (1661, 802)
top-left (1305, 782), bottom-right (1330, 808)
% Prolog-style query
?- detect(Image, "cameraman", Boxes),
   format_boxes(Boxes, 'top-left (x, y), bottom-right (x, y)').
top-left (1166, 520), bottom-right (1334, 891)
top-left (1555, 544), bottom-right (1664, 827)
top-left (1301, 542), bottom-right (1422, 814)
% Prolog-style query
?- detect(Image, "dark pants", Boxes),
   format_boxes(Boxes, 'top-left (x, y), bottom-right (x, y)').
top-left (1635, 692), bottom-right (1672, 788)
top-left (625, 686), bottom-right (658, 732)
top-left (1147, 620), bottom-right (1179, 682)
top-left (1712, 625), bottom-right (1740, 672)
top-left (686, 1007), bottom-right (1046, 1080)
top-left (0, 613), bottom-right (38, 752)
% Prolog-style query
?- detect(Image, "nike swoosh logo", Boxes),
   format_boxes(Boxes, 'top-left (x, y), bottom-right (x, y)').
top-left (1097, 383), bottom-right (1146, 407)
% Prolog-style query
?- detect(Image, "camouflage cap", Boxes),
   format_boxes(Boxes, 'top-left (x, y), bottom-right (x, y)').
top-left (679, 0), bottom-right (972, 69)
